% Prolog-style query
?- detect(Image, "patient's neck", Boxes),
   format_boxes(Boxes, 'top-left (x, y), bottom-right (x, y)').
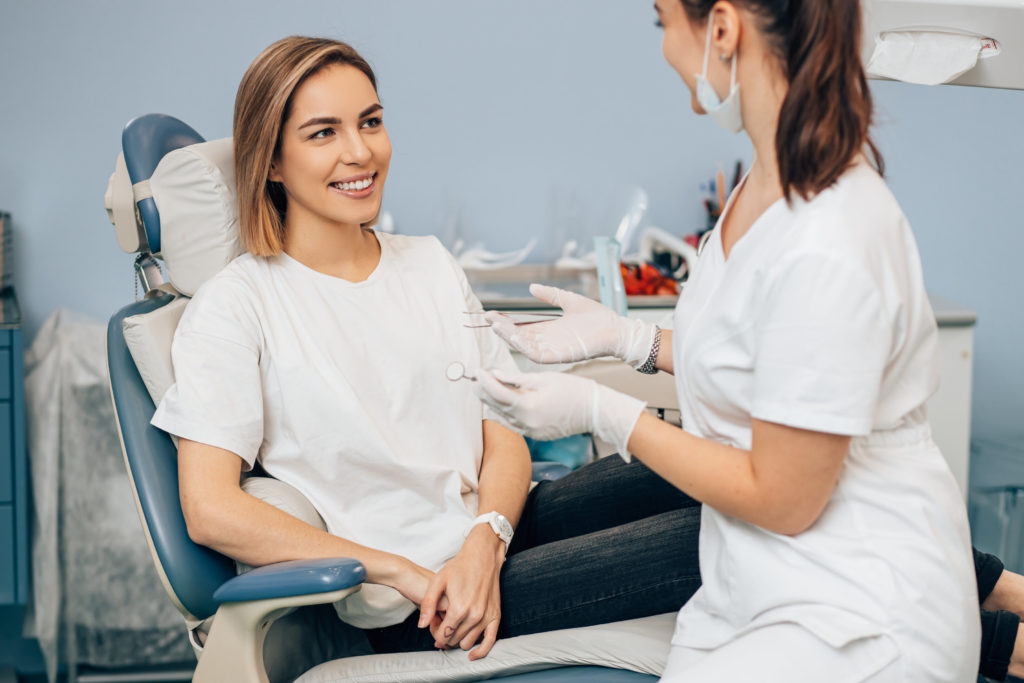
top-left (282, 216), bottom-right (381, 283)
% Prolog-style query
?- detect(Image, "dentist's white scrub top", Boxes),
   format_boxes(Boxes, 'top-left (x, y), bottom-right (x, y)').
top-left (152, 232), bottom-right (516, 629)
top-left (667, 161), bottom-right (979, 681)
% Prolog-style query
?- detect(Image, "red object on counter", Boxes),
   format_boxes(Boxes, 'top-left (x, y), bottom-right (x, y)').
top-left (620, 262), bottom-right (679, 296)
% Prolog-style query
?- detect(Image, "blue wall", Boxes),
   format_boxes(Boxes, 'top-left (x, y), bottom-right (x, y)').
top-left (1, 2), bottom-right (1022, 448)
top-left (871, 80), bottom-right (1024, 444)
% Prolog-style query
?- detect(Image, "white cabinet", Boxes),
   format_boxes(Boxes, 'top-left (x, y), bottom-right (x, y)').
top-left (928, 294), bottom-right (977, 499)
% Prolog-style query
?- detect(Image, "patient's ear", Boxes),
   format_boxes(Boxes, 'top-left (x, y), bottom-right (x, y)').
top-left (268, 160), bottom-right (282, 183)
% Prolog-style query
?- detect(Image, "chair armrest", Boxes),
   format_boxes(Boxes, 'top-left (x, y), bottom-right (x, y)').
top-left (213, 557), bottom-right (365, 603)
top-left (197, 559), bottom-right (365, 683)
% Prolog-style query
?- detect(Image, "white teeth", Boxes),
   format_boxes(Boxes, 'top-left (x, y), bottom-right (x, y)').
top-left (335, 177), bottom-right (372, 191)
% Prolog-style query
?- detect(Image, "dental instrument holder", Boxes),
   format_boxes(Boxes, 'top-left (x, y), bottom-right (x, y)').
top-left (594, 236), bottom-right (629, 316)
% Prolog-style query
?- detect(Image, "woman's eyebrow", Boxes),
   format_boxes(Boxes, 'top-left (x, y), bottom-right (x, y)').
top-left (298, 116), bottom-right (340, 129)
top-left (297, 104), bottom-right (383, 130)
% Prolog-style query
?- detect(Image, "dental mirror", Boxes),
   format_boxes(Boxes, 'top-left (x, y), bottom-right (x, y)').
top-left (446, 361), bottom-right (471, 382)
top-left (445, 361), bottom-right (521, 389)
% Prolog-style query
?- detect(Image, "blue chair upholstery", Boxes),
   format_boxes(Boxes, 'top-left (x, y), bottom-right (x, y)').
top-left (121, 114), bottom-right (204, 254)
top-left (526, 434), bottom-right (592, 470)
top-left (107, 293), bottom-right (232, 620)
top-left (105, 114), bottom-right (660, 683)
top-left (530, 461), bottom-right (573, 482)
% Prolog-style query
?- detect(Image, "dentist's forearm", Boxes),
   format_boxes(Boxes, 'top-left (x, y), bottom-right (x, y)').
top-left (625, 412), bottom-right (848, 535)
top-left (654, 329), bottom-right (674, 374)
top-left (626, 413), bottom-right (754, 512)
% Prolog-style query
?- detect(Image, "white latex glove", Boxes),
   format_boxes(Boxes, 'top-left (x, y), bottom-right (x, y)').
top-left (474, 368), bottom-right (647, 462)
top-left (484, 284), bottom-right (657, 368)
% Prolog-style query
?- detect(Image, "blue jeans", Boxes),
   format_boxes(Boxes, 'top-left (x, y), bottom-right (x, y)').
top-left (365, 455), bottom-right (702, 653)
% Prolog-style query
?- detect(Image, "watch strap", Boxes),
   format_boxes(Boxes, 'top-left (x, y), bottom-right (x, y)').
top-left (466, 511), bottom-right (513, 551)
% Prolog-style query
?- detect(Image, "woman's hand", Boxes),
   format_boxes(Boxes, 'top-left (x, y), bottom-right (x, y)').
top-left (474, 368), bottom-right (647, 460)
top-left (390, 559), bottom-right (448, 613)
top-left (484, 284), bottom-right (656, 368)
top-left (418, 527), bottom-right (505, 660)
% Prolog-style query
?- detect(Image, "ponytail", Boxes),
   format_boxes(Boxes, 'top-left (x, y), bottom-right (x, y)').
top-left (776, 0), bottom-right (882, 200)
top-left (680, 0), bottom-right (883, 201)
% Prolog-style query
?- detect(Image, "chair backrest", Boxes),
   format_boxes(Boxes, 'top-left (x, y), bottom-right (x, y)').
top-left (105, 114), bottom-right (237, 622)
top-left (108, 295), bottom-right (236, 622)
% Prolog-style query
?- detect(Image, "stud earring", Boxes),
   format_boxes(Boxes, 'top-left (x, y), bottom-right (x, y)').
top-left (719, 53), bottom-right (730, 62)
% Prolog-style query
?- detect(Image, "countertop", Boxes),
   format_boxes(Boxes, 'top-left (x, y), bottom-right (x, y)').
top-left (928, 293), bottom-right (977, 327)
top-left (483, 291), bottom-right (977, 327)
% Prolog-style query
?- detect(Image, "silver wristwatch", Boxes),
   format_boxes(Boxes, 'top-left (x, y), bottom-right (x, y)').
top-left (466, 511), bottom-right (514, 552)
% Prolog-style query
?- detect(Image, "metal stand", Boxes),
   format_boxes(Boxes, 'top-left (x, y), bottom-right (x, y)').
top-left (134, 253), bottom-right (165, 299)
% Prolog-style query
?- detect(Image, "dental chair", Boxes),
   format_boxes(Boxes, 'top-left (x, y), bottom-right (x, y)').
top-left (103, 114), bottom-right (675, 683)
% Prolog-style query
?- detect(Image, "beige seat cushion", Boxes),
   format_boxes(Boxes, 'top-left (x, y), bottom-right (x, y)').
top-left (122, 295), bottom-right (188, 407)
top-left (296, 613), bottom-right (674, 682)
top-left (149, 137), bottom-right (243, 296)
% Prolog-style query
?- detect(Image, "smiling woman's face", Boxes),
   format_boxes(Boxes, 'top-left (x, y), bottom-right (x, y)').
top-left (270, 63), bottom-right (391, 232)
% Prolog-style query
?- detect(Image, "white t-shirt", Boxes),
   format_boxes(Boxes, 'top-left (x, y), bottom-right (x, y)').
top-left (152, 232), bottom-right (516, 629)
top-left (670, 161), bottom-right (979, 680)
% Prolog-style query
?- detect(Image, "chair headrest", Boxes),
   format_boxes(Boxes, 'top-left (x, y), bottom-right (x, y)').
top-left (103, 114), bottom-right (206, 255)
top-left (149, 138), bottom-right (245, 297)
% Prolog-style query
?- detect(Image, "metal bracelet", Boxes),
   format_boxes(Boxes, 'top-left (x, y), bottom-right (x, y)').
top-left (637, 326), bottom-right (661, 374)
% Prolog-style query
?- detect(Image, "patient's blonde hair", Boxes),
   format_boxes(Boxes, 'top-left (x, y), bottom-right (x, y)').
top-left (233, 36), bottom-right (378, 256)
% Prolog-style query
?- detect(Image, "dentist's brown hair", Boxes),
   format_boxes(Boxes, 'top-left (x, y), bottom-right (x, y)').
top-left (680, 0), bottom-right (883, 201)
top-left (233, 36), bottom-right (378, 256)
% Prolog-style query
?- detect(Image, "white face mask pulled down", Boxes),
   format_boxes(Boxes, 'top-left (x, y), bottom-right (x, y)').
top-left (695, 21), bottom-right (743, 134)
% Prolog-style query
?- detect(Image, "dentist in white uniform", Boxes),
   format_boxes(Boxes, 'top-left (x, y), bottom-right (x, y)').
top-left (475, 0), bottom-right (980, 680)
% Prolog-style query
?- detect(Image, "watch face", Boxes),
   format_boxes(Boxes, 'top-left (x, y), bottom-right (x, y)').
top-left (493, 514), bottom-right (514, 541)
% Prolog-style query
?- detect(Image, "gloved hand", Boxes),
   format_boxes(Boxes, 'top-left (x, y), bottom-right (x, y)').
top-left (484, 284), bottom-right (657, 368)
top-left (474, 367), bottom-right (647, 462)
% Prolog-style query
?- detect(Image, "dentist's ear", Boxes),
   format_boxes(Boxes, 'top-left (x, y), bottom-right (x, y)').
top-left (709, 2), bottom-right (742, 61)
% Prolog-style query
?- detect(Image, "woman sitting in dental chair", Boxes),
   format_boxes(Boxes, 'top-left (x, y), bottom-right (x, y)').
top-left (150, 35), bottom-right (701, 659)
